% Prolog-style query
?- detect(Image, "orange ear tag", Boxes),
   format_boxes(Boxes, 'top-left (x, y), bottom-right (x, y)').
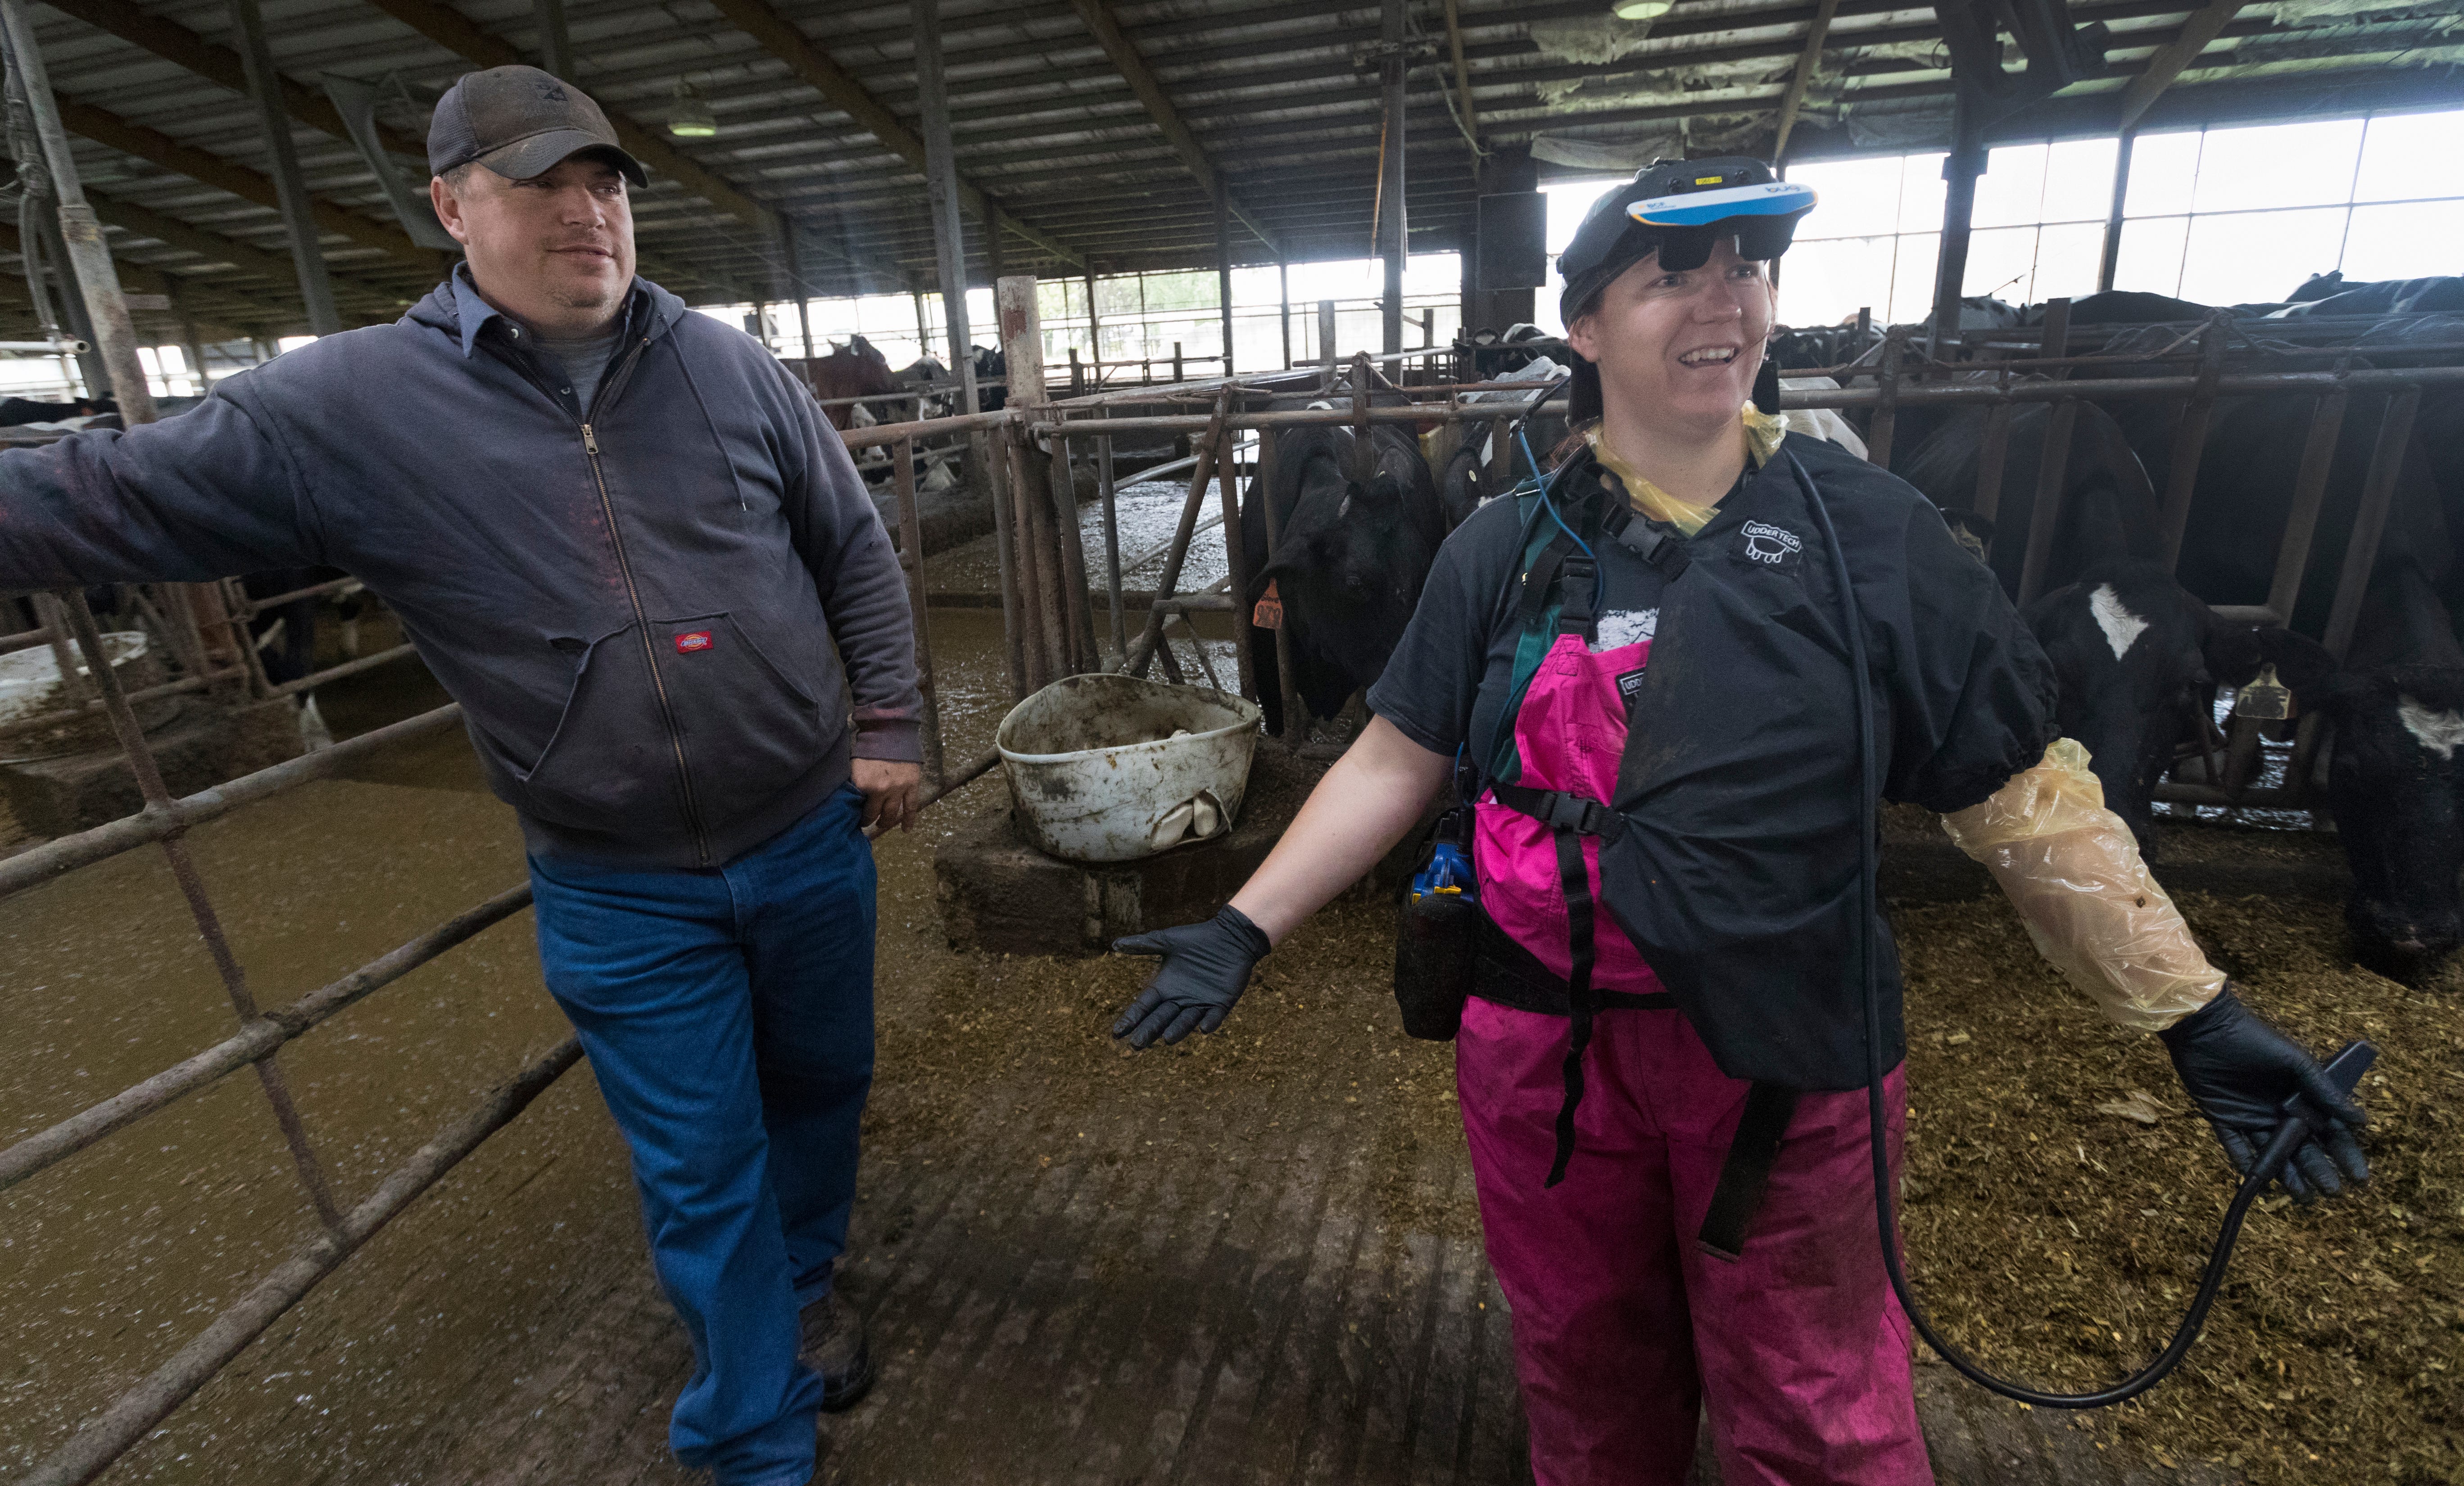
top-left (1253, 579), bottom-right (1283, 630)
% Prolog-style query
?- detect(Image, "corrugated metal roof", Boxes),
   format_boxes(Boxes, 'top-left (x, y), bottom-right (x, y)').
top-left (5, 0), bottom-right (2458, 340)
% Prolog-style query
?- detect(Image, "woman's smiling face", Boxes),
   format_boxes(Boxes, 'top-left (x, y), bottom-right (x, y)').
top-left (1565, 235), bottom-right (1777, 436)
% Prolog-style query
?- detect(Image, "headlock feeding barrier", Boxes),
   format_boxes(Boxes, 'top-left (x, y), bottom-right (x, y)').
top-left (4, 272), bottom-right (2460, 1481)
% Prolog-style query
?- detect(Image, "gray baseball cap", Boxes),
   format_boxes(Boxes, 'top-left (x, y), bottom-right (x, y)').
top-left (427, 65), bottom-right (647, 186)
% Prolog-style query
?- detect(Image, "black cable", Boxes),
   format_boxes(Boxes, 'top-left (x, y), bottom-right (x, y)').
top-left (1785, 450), bottom-right (2363, 1409)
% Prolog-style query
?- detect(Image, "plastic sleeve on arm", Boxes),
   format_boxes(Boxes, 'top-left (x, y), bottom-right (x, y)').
top-left (1939, 739), bottom-right (2226, 1032)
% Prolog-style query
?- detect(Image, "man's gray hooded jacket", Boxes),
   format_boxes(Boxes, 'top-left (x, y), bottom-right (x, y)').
top-left (0, 272), bottom-right (920, 868)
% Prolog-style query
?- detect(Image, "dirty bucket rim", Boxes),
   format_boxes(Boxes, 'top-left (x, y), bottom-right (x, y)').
top-left (994, 674), bottom-right (1261, 766)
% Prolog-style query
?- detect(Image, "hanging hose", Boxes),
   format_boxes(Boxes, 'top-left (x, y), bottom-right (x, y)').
top-left (1785, 449), bottom-right (2377, 1409)
top-left (0, 23), bottom-right (59, 340)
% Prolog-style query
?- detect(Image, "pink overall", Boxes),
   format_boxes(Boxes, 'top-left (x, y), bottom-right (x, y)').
top-left (1464, 630), bottom-right (1931, 1486)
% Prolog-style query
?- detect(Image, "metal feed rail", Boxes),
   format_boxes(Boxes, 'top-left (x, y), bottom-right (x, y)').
top-left (2, 585), bottom-right (998, 1486)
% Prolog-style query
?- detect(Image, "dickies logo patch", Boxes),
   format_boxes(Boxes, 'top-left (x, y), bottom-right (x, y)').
top-left (1739, 520), bottom-right (1803, 567)
top-left (674, 630), bottom-right (714, 653)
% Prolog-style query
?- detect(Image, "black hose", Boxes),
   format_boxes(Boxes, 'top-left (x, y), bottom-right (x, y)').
top-left (1787, 450), bottom-right (2342, 1409)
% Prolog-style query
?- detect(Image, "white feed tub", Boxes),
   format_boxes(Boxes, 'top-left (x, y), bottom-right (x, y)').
top-left (0, 631), bottom-right (149, 724)
top-left (996, 673), bottom-right (1263, 864)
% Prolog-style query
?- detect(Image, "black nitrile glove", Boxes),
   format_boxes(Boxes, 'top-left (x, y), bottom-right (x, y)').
top-left (2158, 984), bottom-right (2368, 1203)
top-left (1110, 906), bottom-right (1272, 1050)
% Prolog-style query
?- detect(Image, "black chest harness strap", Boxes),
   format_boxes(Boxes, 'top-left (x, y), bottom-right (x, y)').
top-left (1488, 506), bottom-right (1800, 1259)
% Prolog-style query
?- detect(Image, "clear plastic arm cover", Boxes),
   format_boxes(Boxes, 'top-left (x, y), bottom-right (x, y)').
top-left (1939, 739), bottom-right (2226, 1032)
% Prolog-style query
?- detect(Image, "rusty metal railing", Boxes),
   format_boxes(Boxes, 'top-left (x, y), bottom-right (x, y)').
top-left (2, 578), bottom-right (997, 1486)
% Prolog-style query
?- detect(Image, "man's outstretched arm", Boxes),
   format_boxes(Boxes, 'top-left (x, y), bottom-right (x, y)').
top-left (0, 389), bottom-right (321, 589)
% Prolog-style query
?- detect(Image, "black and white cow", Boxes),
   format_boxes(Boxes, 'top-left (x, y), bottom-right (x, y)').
top-left (1242, 418), bottom-right (1443, 736)
top-left (2259, 560), bottom-right (2464, 982)
top-left (2021, 559), bottom-right (2262, 853)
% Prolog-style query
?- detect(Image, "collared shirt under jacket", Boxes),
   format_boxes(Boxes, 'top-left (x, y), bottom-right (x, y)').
top-left (0, 272), bottom-right (921, 870)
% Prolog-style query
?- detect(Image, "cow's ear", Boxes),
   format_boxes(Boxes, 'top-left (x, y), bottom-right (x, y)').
top-left (2254, 627), bottom-right (2343, 707)
top-left (2201, 625), bottom-right (2265, 689)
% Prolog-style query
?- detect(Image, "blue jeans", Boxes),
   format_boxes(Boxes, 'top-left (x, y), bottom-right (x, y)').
top-left (530, 785), bottom-right (875, 1486)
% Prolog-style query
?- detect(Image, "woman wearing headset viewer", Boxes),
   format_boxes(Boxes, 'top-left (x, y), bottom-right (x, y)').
top-left (1108, 159), bottom-right (2368, 1486)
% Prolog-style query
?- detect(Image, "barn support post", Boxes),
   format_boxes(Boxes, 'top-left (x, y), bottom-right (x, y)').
top-left (1127, 391), bottom-right (1231, 679)
top-left (782, 222), bottom-right (815, 368)
top-left (1866, 328), bottom-right (1904, 467)
top-left (995, 273), bottom-right (1084, 680)
top-left (225, 0), bottom-right (340, 339)
top-left (1216, 192), bottom-right (1235, 376)
top-left (891, 435), bottom-right (947, 785)
top-left (1929, 95), bottom-right (1985, 354)
top-left (1318, 299), bottom-right (1337, 393)
top-left (1097, 406), bottom-right (1127, 663)
top-left (2097, 131), bottom-right (2134, 294)
top-left (1216, 419), bottom-right (1256, 702)
top-left (1979, 297), bottom-right (2070, 523)
top-left (1084, 269), bottom-right (1101, 385)
top-left (2263, 389), bottom-right (2351, 626)
top-left (916, 0), bottom-right (1019, 696)
top-left (2158, 315), bottom-right (2227, 567)
top-left (0, 0), bottom-right (156, 423)
top-left (1256, 425), bottom-right (1308, 742)
top-left (2320, 386), bottom-right (2421, 661)
top-left (2015, 399), bottom-right (2080, 605)
top-left (532, 0), bottom-right (573, 78)
top-left (1377, 0), bottom-right (1407, 357)
top-left (1279, 260), bottom-right (1292, 370)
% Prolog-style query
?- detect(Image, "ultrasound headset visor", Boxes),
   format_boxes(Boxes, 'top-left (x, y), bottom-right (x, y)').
top-left (1558, 178), bottom-right (1818, 281)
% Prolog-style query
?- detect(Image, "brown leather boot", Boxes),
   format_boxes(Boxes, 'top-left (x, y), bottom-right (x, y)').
top-left (799, 1289), bottom-right (876, 1412)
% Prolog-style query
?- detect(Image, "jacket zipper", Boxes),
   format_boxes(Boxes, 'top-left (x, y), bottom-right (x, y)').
top-left (491, 324), bottom-right (714, 863)
top-left (578, 413), bottom-right (713, 866)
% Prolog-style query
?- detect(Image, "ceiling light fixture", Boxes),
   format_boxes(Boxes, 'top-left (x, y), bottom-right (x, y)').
top-left (1612, 0), bottom-right (1672, 17)
top-left (668, 81), bottom-right (717, 138)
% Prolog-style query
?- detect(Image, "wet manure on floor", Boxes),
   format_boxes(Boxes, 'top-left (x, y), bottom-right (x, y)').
top-left (1893, 888), bottom-right (2460, 1486)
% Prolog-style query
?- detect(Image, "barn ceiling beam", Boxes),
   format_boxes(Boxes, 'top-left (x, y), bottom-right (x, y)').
top-left (1063, 0), bottom-right (1281, 258)
top-left (357, 0), bottom-right (762, 227)
top-left (2117, 0), bottom-right (2253, 131)
top-left (41, 0), bottom-right (427, 157)
top-left (1771, 0), bottom-right (1841, 162)
top-left (0, 217), bottom-right (297, 335)
top-left (699, 0), bottom-right (1083, 270)
top-left (85, 190), bottom-right (408, 310)
top-left (352, 0), bottom-right (905, 290)
top-left (54, 98), bottom-right (445, 273)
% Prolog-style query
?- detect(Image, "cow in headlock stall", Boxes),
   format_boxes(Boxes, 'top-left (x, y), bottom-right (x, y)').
top-left (798, 336), bottom-right (899, 431)
top-left (1241, 414), bottom-right (1444, 737)
top-left (1891, 399), bottom-right (2263, 852)
top-left (2257, 561), bottom-right (2464, 982)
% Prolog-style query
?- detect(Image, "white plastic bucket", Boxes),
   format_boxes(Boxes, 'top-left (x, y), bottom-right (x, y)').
top-left (996, 673), bottom-right (1262, 864)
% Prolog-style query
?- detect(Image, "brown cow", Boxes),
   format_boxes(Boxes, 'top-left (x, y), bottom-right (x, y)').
top-left (786, 335), bottom-right (898, 430)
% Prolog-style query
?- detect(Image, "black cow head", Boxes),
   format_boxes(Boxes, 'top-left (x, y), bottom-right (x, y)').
top-left (2265, 629), bottom-right (2464, 982)
top-left (2025, 559), bottom-right (2262, 856)
top-left (1258, 470), bottom-right (1437, 722)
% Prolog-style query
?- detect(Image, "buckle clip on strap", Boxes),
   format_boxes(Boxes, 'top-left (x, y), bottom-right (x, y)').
top-left (1696, 1082), bottom-right (1802, 1262)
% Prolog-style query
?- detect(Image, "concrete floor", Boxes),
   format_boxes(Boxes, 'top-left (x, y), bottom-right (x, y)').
top-left (0, 622), bottom-right (2234, 1486)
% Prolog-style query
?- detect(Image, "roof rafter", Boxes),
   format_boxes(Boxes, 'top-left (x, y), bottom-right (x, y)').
top-left (42, 0), bottom-right (427, 158)
top-left (1064, 0), bottom-right (1282, 258)
top-left (700, 0), bottom-right (1085, 269)
top-left (56, 97), bottom-right (445, 272)
top-left (2117, 0), bottom-right (2254, 131)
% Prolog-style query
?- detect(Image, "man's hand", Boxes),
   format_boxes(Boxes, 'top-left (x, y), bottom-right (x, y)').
top-left (852, 758), bottom-right (922, 839)
top-left (2158, 984), bottom-right (2369, 1202)
top-left (1111, 906), bottom-right (1272, 1049)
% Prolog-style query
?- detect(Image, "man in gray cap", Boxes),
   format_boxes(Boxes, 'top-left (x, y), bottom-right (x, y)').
top-left (0, 65), bottom-right (911, 1486)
